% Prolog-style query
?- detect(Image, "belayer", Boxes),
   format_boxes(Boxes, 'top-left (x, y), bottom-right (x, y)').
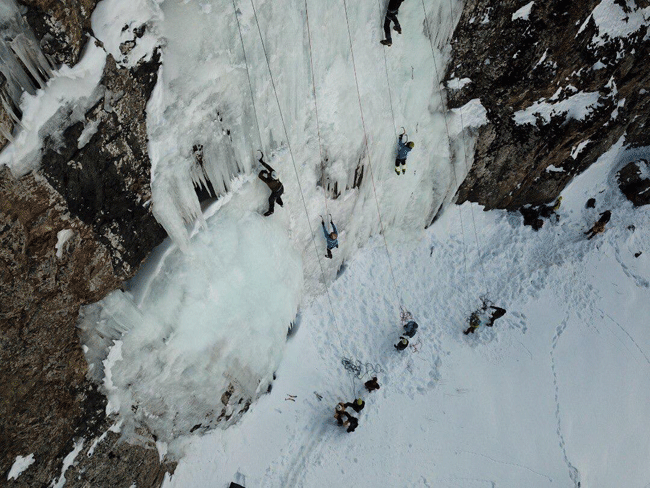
top-left (344, 398), bottom-right (365, 413)
top-left (585, 210), bottom-right (611, 240)
top-left (395, 336), bottom-right (409, 351)
top-left (380, 0), bottom-right (406, 47)
top-left (321, 217), bottom-right (339, 259)
top-left (464, 300), bottom-right (506, 335)
top-left (334, 403), bottom-right (359, 433)
top-left (394, 131), bottom-right (414, 175)
top-left (257, 152), bottom-right (284, 216)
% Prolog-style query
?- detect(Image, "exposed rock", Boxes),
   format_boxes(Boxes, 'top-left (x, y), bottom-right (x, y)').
top-left (1, 49), bottom-right (169, 487)
top-left (447, 0), bottom-right (650, 209)
top-left (0, 167), bottom-right (171, 487)
top-left (617, 159), bottom-right (650, 206)
top-left (40, 52), bottom-right (166, 277)
top-left (18, 0), bottom-right (99, 66)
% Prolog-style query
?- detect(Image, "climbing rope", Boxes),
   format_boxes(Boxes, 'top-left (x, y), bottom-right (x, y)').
top-left (418, 0), bottom-right (482, 304)
top-left (376, 0), bottom-right (398, 136)
top-left (231, 0), bottom-right (264, 152)
top-left (440, 0), bottom-right (489, 290)
top-left (341, 0), bottom-right (402, 311)
top-left (303, 0), bottom-right (331, 217)
top-left (248, 0), bottom-right (357, 397)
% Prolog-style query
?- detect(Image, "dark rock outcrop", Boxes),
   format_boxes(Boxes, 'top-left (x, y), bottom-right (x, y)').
top-left (446, 0), bottom-right (650, 210)
top-left (1, 50), bottom-right (169, 486)
top-left (18, 0), bottom-right (99, 67)
top-left (40, 52), bottom-right (166, 277)
top-left (618, 159), bottom-right (650, 206)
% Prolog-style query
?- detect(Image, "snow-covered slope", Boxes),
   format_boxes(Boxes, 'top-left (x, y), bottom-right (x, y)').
top-left (163, 135), bottom-right (650, 488)
top-left (74, 0), bottom-right (481, 448)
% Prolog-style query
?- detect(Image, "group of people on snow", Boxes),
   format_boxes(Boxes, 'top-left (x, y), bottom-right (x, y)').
top-left (334, 377), bottom-right (380, 433)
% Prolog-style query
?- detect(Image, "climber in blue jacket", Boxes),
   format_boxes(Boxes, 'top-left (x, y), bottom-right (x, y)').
top-left (321, 218), bottom-right (338, 259)
top-left (395, 132), bottom-right (414, 175)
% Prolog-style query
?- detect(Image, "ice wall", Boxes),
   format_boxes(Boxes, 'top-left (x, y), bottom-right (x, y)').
top-left (0, 0), bottom-right (54, 110)
top-left (78, 195), bottom-right (303, 442)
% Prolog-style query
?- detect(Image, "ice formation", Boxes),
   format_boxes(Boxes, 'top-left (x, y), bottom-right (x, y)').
top-left (79, 196), bottom-right (303, 442)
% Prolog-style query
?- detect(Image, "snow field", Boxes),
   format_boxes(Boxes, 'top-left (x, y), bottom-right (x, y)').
top-left (164, 142), bottom-right (650, 487)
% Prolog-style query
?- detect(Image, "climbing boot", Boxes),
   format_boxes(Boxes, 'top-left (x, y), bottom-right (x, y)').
top-left (395, 166), bottom-right (401, 175)
top-left (263, 210), bottom-right (274, 217)
top-left (380, 39), bottom-right (392, 46)
top-left (394, 26), bottom-right (402, 34)
top-left (402, 165), bottom-right (406, 174)
top-left (277, 196), bottom-right (284, 207)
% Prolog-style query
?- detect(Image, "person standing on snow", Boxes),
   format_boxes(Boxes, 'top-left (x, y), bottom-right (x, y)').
top-left (344, 398), bottom-right (365, 413)
top-left (585, 210), bottom-right (611, 239)
top-left (257, 153), bottom-right (284, 216)
top-left (395, 336), bottom-right (409, 350)
top-left (394, 132), bottom-right (414, 175)
top-left (321, 218), bottom-right (339, 259)
top-left (364, 377), bottom-right (380, 392)
top-left (380, 0), bottom-right (406, 47)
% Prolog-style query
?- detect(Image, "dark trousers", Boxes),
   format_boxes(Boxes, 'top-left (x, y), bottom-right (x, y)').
top-left (395, 158), bottom-right (406, 168)
top-left (267, 187), bottom-right (284, 214)
top-left (326, 248), bottom-right (333, 259)
top-left (383, 11), bottom-right (400, 42)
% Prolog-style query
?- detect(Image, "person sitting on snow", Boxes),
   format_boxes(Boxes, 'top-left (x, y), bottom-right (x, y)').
top-left (394, 132), bottom-right (414, 175)
top-left (380, 0), bottom-right (406, 47)
top-left (258, 152), bottom-right (284, 216)
top-left (321, 218), bottom-right (339, 259)
top-left (344, 398), bottom-right (365, 413)
top-left (395, 336), bottom-right (409, 351)
top-left (585, 210), bottom-right (611, 240)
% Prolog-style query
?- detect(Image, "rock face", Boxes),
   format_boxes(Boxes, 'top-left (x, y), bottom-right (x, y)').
top-left (447, 0), bottom-right (650, 210)
top-left (18, 0), bottom-right (99, 66)
top-left (41, 52), bottom-right (165, 277)
top-left (0, 51), bottom-right (169, 486)
top-left (618, 159), bottom-right (650, 206)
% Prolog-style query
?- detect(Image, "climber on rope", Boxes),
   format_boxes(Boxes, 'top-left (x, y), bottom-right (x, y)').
top-left (257, 151), bottom-right (284, 216)
top-left (394, 129), bottom-right (414, 175)
top-left (321, 217), bottom-right (339, 259)
top-left (463, 299), bottom-right (507, 335)
top-left (380, 0), bottom-right (405, 47)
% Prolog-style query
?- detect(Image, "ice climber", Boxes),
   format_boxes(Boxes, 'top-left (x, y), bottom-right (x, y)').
top-left (380, 0), bottom-right (405, 47)
top-left (585, 210), bottom-right (611, 239)
top-left (394, 132), bottom-right (414, 175)
top-left (344, 398), bottom-right (366, 413)
top-left (257, 153), bottom-right (284, 216)
top-left (403, 320), bottom-right (418, 338)
top-left (365, 377), bottom-right (380, 392)
top-left (395, 336), bottom-right (409, 351)
top-left (321, 218), bottom-right (339, 259)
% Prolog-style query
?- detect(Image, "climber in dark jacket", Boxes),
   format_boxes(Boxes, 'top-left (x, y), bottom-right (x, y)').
top-left (394, 133), bottom-right (414, 175)
top-left (394, 336), bottom-right (409, 351)
top-left (464, 303), bottom-right (506, 334)
top-left (321, 218), bottom-right (339, 259)
top-left (365, 377), bottom-right (380, 392)
top-left (381, 0), bottom-right (406, 46)
top-left (258, 153), bottom-right (284, 216)
top-left (344, 398), bottom-right (365, 413)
